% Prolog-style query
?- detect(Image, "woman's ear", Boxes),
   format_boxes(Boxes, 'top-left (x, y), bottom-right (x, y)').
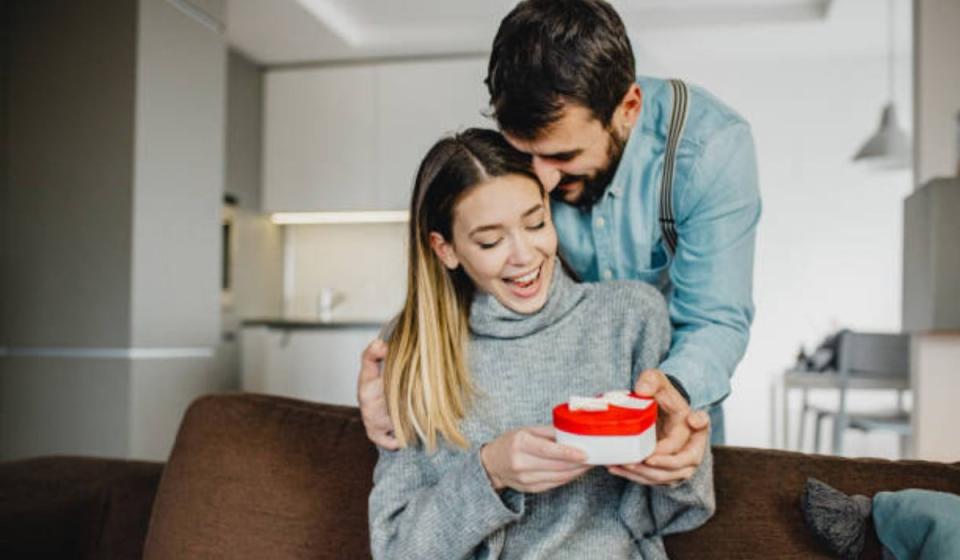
top-left (429, 232), bottom-right (460, 270)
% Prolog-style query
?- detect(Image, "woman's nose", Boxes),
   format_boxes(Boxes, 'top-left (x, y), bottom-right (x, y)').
top-left (509, 233), bottom-right (536, 265)
top-left (532, 156), bottom-right (561, 192)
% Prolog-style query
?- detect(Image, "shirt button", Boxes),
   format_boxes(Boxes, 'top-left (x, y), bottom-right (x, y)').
top-left (602, 269), bottom-right (613, 280)
top-left (595, 217), bottom-right (605, 228)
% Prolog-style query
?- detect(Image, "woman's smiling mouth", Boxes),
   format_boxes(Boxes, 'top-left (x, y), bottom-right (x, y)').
top-left (504, 264), bottom-right (544, 298)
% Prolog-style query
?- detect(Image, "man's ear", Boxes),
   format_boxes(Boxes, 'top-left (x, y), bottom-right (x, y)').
top-left (429, 232), bottom-right (460, 270)
top-left (616, 83), bottom-right (643, 133)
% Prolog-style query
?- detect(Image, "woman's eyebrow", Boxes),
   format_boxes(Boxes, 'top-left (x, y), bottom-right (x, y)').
top-left (469, 223), bottom-right (504, 236)
top-left (468, 204), bottom-right (543, 236)
top-left (522, 203), bottom-right (544, 217)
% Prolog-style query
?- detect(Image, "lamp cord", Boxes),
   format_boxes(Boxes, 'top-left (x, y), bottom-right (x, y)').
top-left (887, 0), bottom-right (894, 103)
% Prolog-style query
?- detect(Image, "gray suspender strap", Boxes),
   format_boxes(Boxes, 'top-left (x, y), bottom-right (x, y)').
top-left (660, 79), bottom-right (689, 256)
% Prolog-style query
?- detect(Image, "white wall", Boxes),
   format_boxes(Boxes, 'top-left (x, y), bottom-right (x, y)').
top-left (131, 0), bottom-right (224, 348)
top-left (124, 0), bottom-right (230, 461)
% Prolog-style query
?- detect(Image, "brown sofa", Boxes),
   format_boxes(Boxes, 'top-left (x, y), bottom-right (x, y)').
top-left (2, 393), bottom-right (959, 559)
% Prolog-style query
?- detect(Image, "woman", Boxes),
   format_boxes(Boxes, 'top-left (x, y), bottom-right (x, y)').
top-left (369, 129), bottom-right (713, 559)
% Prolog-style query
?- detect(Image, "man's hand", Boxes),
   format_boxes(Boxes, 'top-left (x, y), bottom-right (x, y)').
top-left (607, 369), bottom-right (710, 485)
top-left (480, 426), bottom-right (590, 493)
top-left (357, 339), bottom-right (399, 450)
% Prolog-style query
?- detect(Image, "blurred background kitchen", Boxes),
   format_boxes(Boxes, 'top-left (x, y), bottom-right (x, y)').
top-left (2, 0), bottom-right (958, 463)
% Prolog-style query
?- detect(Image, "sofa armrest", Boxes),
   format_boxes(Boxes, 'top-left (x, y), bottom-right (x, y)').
top-left (0, 456), bottom-right (163, 559)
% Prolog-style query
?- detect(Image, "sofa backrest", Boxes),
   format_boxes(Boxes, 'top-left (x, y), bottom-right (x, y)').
top-left (667, 444), bottom-right (960, 558)
top-left (143, 393), bottom-right (377, 559)
top-left (0, 456), bottom-right (163, 559)
top-left (143, 393), bottom-right (960, 559)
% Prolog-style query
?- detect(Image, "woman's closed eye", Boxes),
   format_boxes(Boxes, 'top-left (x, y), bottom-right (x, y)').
top-left (527, 221), bottom-right (546, 231)
top-left (477, 238), bottom-right (503, 250)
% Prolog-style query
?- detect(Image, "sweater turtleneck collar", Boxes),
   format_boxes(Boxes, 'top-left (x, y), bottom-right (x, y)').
top-left (468, 259), bottom-right (586, 339)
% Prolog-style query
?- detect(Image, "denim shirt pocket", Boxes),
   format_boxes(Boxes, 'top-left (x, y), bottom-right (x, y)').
top-left (634, 240), bottom-right (672, 293)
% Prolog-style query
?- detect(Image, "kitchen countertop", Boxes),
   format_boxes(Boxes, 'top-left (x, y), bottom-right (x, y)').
top-left (242, 319), bottom-right (385, 330)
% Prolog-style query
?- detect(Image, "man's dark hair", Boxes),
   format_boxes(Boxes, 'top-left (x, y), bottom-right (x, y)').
top-left (486, 0), bottom-right (636, 140)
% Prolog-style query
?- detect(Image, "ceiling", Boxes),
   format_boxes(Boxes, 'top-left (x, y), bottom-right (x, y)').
top-left (222, 0), bottom-right (912, 66)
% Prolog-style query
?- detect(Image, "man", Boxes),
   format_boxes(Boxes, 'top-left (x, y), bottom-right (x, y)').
top-left (358, 0), bottom-right (760, 484)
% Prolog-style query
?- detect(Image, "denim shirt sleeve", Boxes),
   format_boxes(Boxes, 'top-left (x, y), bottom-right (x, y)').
top-left (658, 122), bottom-right (761, 410)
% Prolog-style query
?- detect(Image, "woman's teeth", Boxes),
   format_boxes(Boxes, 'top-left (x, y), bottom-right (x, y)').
top-left (509, 267), bottom-right (540, 287)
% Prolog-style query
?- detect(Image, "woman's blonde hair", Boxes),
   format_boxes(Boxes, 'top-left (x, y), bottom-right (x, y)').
top-left (384, 129), bottom-right (539, 452)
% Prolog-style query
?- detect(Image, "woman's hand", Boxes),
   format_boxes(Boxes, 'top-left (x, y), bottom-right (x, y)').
top-left (357, 338), bottom-right (400, 450)
top-left (480, 426), bottom-right (590, 493)
top-left (607, 369), bottom-right (710, 485)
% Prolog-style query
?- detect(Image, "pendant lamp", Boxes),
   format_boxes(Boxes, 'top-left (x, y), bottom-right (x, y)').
top-left (853, 0), bottom-right (911, 168)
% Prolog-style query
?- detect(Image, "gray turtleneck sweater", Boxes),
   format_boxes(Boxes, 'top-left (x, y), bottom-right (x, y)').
top-left (369, 263), bottom-right (714, 559)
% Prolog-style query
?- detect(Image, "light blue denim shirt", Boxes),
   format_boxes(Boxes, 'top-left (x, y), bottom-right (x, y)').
top-left (551, 76), bottom-right (761, 414)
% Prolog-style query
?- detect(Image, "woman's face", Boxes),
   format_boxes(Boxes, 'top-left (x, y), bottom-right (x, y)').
top-left (431, 174), bottom-right (558, 314)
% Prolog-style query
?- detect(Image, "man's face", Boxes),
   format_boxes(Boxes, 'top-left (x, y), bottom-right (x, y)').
top-left (503, 103), bottom-right (628, 208)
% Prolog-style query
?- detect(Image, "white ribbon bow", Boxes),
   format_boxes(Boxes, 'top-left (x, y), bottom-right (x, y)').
top-left (569, 390), bottom-right (653, 412)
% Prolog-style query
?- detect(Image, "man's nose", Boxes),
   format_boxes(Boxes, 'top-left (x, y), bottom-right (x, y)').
top-left (532, 156), bottom-right (561, 192)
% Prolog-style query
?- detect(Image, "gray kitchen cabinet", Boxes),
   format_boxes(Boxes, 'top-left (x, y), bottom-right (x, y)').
top-left (374, 58), bottom-right (490, 210)
top-left (262, 58), bottom-right (489, 213)
top-left (902, 177), bottom-right (960, 332)
top-left (263, 65), bottom-right (379, 212)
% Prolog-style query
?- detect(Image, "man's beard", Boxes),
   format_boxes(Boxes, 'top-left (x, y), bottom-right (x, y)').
top-left (550, 127), bottom-right (628, 210)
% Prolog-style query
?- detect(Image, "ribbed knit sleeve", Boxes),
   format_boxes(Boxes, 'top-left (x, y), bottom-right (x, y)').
top-left (617, 446), bottom-right (716, 551)
top-left (368, 445), bottom-right (524, 560)
top-left (626, 281), bottom-right (672, 387)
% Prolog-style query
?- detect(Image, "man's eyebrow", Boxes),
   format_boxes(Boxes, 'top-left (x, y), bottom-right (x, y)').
top-left (469, 204), bottom-right (544, 235)
top-left (538, 148), bottom-right (582, 160)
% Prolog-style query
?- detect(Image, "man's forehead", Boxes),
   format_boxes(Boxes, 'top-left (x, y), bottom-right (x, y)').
top-left (503, 103), bottom-right (600, 155)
